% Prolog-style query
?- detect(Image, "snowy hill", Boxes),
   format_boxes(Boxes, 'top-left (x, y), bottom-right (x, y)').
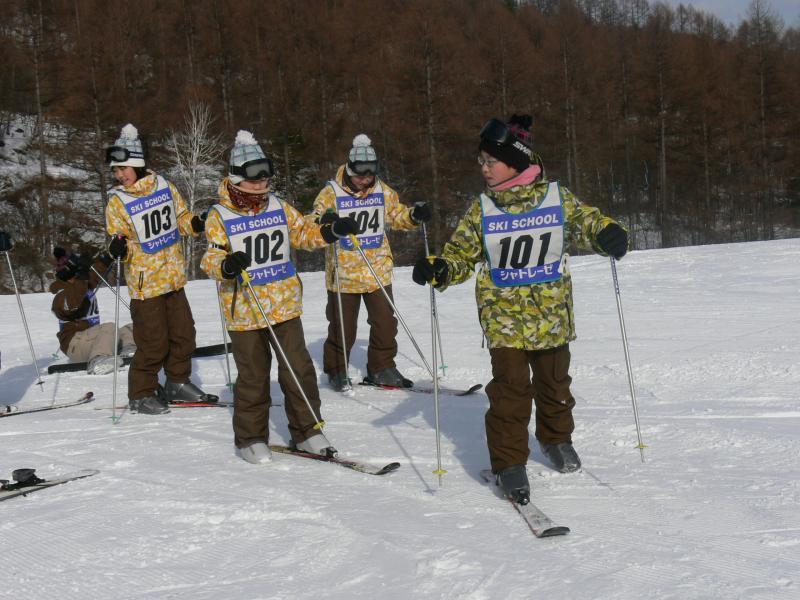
top-left (1, 240), bottom-right (798, 599)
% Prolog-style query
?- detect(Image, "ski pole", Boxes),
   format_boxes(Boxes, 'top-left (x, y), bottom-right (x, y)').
top-left (347, 235), bottom-right (435, 380)
top-left (111, 256), bottom-right (122, 424)
top-left (422, 222), bottom-right (446, 377)
top-left (1, 250), bottom-right (44, 388)
top-left (427, 259), bottom-right (445, 486)
top-left (215, 280), bottom-right (233, 388)
top-left (332, 244), bottom-right (353, 393)
top-left (240, 270), bottom-right (333, 446)
top-left (91, 264), bottom-right (130, 311)
top-left (610, 257), bottom-right (646, 462)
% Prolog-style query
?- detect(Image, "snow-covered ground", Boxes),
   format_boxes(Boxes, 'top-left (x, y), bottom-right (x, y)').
top-left (1, 239), bottom-right (798, 599)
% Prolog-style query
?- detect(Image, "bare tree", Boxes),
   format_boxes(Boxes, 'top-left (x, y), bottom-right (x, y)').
top-left (168, 101), bottom-right (225, 278)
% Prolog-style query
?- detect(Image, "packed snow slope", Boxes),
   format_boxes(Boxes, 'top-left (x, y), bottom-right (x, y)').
top-left (1, 239), bottom-right (798, 600)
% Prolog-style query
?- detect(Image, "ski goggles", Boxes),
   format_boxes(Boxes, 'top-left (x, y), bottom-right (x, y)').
top-left (230, 157), bottom-right (274, 181)
top-left (349, 161), bottom-right (378, 176)
top-left (105, 146), bottom-right (143, 164)
top-left (479, 118), bottom-right (515, 146)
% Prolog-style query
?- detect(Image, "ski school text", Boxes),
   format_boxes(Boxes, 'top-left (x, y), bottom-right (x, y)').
top-left (485, 207), bottom-right (562, 233)
top-left (337, 194), bottom-right (383, 210)
top-left (127, 191), bottom-right (172, 215)
top-left (228, 211), bottom-right (287, 234)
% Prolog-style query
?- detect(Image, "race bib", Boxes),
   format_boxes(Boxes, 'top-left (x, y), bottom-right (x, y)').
top-left (117, 176), bottom-right (179, 254)
top-left (330, 181), bottom-right (385, 250)
top-left (214, 197), bottom-right (296, 285)
top-left (481, 182), bottom-right (565, 287)
top-left (59, 292), bottom-right (100, 331)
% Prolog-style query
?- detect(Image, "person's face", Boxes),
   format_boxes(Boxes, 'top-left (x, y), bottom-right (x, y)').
top-left (350, 173), bottom-right (375, 192)
top-left (112, 166), bottom-right (138, 187)
top-left (478, 151), bottom-right (518, 187)
top-left (238, 178), bottom-right (270, 193)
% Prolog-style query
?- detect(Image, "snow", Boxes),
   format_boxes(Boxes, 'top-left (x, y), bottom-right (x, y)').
top-left (1, 239), bottom-right (799, 599)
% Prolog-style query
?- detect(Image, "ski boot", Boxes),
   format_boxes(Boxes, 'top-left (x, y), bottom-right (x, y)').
top-left (540, 441), bottom-right (582, 473)
top-left (87, 355), bottom-right (118, 375)
top-left (365, 366), bottom-right (413, 388)
top-left (161, 380), bottom-right (219, 404)
top-left (1, 468), bottom-right (45, 491)
top-left (294, 434), bottom-right (338, 458)
top-left (129, 395), bottom-right (170, 415)
top-left (327, 372), bottom-right (351, 392)
top-left (241, 442), bottom-right (273, 465)
top-left (496, 464), bottom-right (531, 505)
top-left (119, 344), bottom-right (137, 359)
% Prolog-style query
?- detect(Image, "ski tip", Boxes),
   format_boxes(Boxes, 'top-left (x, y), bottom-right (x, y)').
top-left (378, 462), bottom-right (402, 475)
top-left (539, 526), bottom-right (570, 537)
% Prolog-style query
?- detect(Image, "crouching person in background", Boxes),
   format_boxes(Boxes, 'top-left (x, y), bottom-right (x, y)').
top-left (201, 131), bottom-right (358, 465)
top-left (50, 248), bottom-right (135, 374)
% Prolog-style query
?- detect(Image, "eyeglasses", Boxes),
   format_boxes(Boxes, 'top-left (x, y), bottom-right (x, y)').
top-left (479, 118), bottom-right (514, 146)
top-left (477, 155), bottom-right (501, 167)
top-left (105, 146), bottom-right (131, 164)
top-left (349, 161), bottom-right (378, 176)
top-left (230, 157), bottom-right (274, 181)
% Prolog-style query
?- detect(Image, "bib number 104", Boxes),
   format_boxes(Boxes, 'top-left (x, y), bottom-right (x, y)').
top-left (140, 206), bottom-right (173, 238)
top-left (497, 232), bottom-right (551, 269)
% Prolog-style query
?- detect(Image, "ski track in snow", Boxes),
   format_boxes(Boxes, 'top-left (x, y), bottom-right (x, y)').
top-left (1, 239), bottom-right (799, 599)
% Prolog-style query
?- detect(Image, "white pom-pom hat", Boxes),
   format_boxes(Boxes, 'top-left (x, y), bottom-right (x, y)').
top-left (347, 133), bottom-right (378, 176)
top-left (108, 123), bottom-right (145, 168)
top-left (229, 130), bottom-right (271, 184)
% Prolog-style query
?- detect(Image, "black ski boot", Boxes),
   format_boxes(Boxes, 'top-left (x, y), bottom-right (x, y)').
top-left (327, 372), bottom-right (351, 392)
top-left (1, 468), bottom-right (45, 491)
top-left (129, 395), bottom-right (170, 415)
top-left (496, 464), bottom-right (530, 505)
top-left (365, 367), bottom-right (413, 388)
top-left (161, 380), bottom-right (219, 404)
top-left (540, 441), bottom-right (582, 473)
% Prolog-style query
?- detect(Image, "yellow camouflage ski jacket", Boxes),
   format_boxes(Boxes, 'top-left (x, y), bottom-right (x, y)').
top-left (309, 166), bottom-right (418, 294)
top-left (437, 177), bottom-right (624, 351)
top-left (105, 171), bottom-right (198, 300)
top-left (201, 179), bottom-right (328, 331)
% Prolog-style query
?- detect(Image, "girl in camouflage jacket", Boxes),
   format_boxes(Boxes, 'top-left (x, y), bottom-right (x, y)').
top-left (412, 115), bottom-right (628, 504)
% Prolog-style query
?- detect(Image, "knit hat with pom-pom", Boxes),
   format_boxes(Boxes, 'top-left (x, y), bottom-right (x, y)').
top-left (229, 130), bottom-right (268, 184)
top-left (346, 134), bottom-right (378, 176)
top-left (108, 124), bottom-right (145, 168)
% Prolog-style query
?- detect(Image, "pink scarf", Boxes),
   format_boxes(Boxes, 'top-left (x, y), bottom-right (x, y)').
top-left (489, 165), bottom-right (542, 192)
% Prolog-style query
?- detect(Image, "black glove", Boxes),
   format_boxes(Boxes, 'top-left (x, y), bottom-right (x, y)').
top-left (318, 210), bottom-right (338, 225)
top-left (221, 251), bottom-right (251, 279)
top-left (321, 215), bottom-right (359, 244)
top-left (191, 211), bottom-right (207, 233)
top-left (56, 253), bottom-right (80, 281)
top-left (412, 256), bottom-right (448, 288)
top-left (596, 223), bottom-right (628, 259)
top-left (410, 202), bottom-right (432, 224)
top-left (74, 254), bottom-right (93, 280)
top-left (108, 236), bottom-right (128, 259)
top-left (0, 231), bottom-right (12, 252)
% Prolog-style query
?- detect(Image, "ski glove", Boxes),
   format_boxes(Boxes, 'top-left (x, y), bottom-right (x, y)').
top-left (597, 223), bottom-right (628, 259)
top-left (221, 251), bottom-right (251, 279)
top-left (56, 253), bottom-right (81, 281)
top-left (321, 215), bottom-right (359, 244)
top-left (191, 211), bottom-right (208, 234)
top-left (74, 254), bottom-right (93, 280)
top-left (410, 202), bottom-right (432, 224)
top-left (108, 236), bottom-right (128, 259)
top-left (412, 256), bottom-right (448, 289)
top-left (0, 231), bottom-right (12, 252)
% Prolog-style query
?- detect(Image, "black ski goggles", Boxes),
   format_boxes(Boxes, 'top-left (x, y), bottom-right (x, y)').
top-left (349, 160), bottom-right (378, 176)
top-left (105, 146), bottom-right (143, 164)
top-left (479, 118), bottom-right (514, 146)
top-left (230, 157), bottom-right (274, 181)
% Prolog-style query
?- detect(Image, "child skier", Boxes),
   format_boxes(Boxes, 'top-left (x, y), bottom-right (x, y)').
top-left (412, 115), bottom-right (628, 504)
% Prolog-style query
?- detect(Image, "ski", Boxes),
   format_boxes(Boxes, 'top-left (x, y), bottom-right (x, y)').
top-left (268, 445), bottom-right (401, 476)
top-left (480, 469), bottom-right (570, 538)
top-left (0, 468), bottom-right (99, 502)
top-left (47, 343), bottom-right (228, 374)
top-left (169, 400), bottom-right (234, 408)
top-left (359, 380), bottom-right (483, 397)
top-left (1, 392), bottom-right (94, 418)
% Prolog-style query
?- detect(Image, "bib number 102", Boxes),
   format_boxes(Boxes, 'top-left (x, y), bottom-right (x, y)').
top-left (243, 230), bottom-right (285, 264)
top-left (497, 232), bottom-right (551, 269)
top-left (140, 206), bottom-right (173, 238)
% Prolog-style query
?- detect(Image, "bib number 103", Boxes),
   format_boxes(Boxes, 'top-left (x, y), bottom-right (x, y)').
top-left (242, 230), bottom-right (285, 264)
top-left (497, 232), bottom-right (551, 269)
top-left (140, 206), bottom-right (173, 238)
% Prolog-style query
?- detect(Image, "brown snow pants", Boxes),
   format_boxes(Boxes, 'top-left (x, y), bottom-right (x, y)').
top-left (128, 288), bottom-right (196, 400)
top-left (485, 344), bottom-right (576, 473)
top-left (322, 286), bottom-right (398, 376)
top-left (229, 318), bottom-right (323, 449)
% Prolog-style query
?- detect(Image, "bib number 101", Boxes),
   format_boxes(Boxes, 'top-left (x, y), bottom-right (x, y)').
top-left (497, 232), bottom-right (551, 269)
top-left (140, 206), bottom-right (173, 238)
